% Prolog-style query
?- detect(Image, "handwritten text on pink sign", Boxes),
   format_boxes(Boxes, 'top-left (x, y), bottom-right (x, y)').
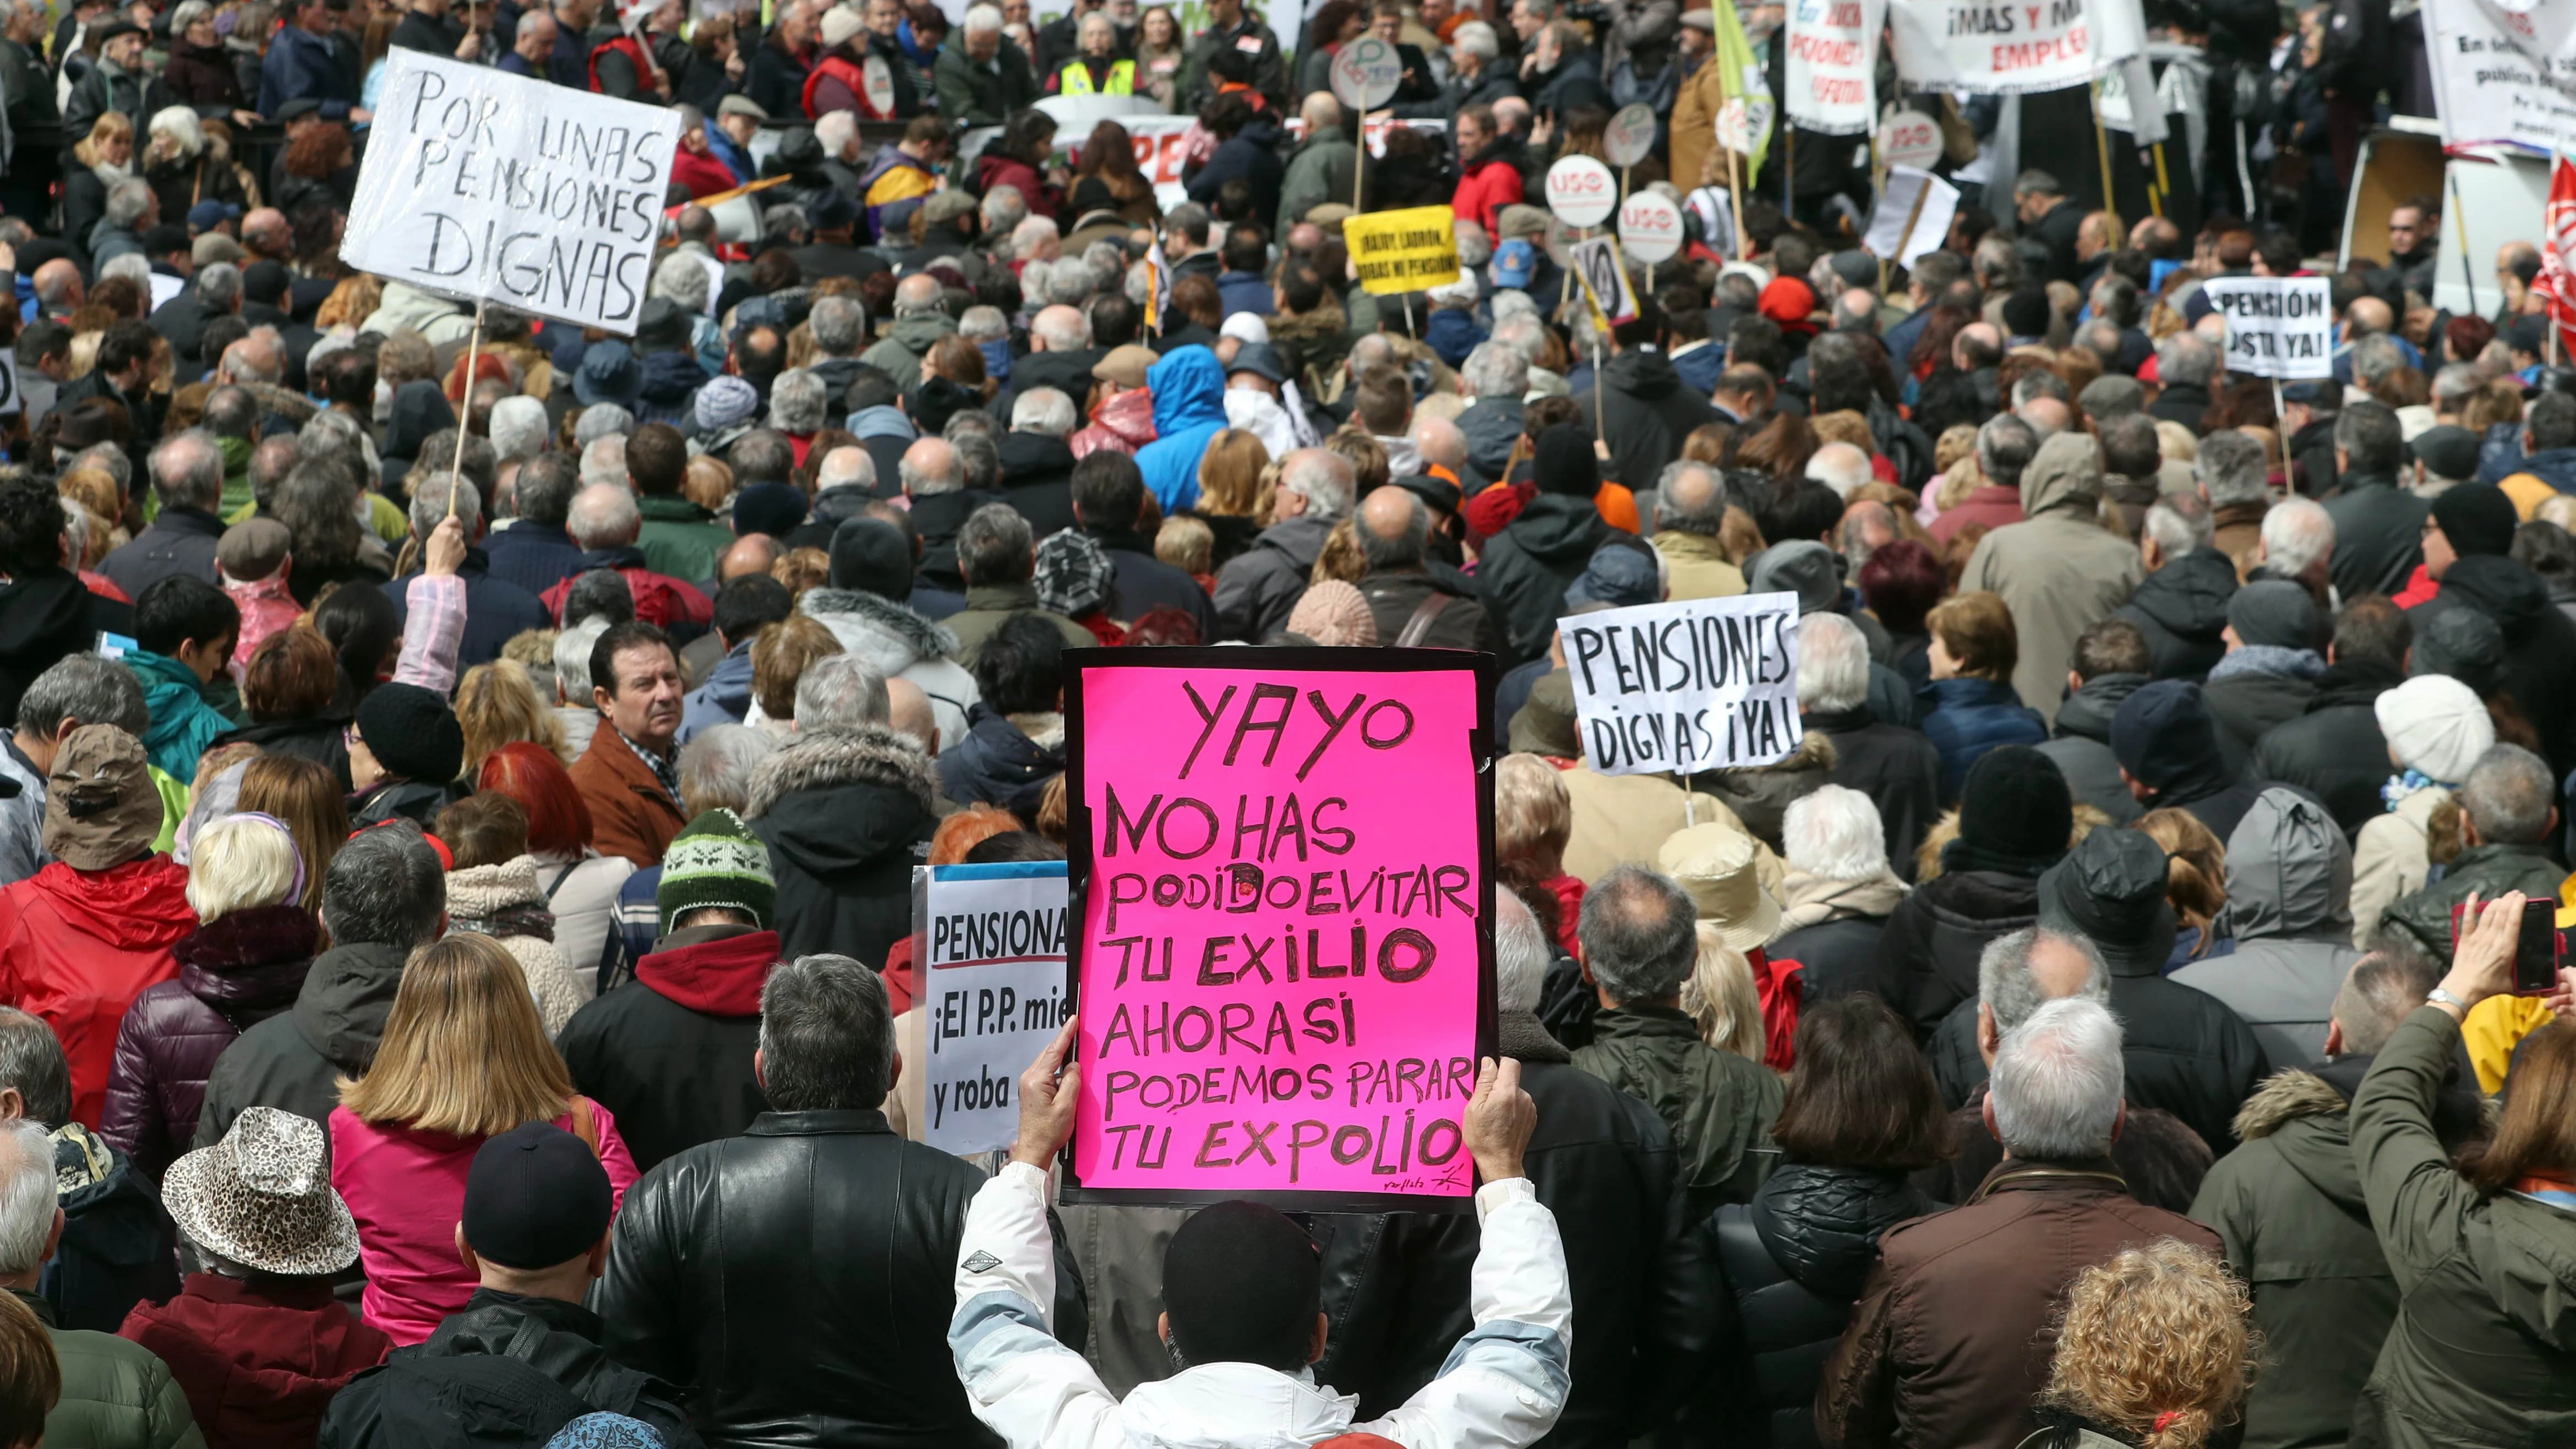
top-left (1073, 663), bottom-right (1486, 1199)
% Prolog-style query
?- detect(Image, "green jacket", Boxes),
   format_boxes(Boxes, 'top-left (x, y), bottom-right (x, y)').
top-left (634, 495), bottom-right (732, 585)
top-left (1276, 132), bottom-right (1357, 234)
top-left (2349, 1007), bottom-right (2576, 1448)
top-left (932, 36), bottom-right (1037, 126)
top-left (2191, 1063), bottom-right (2403, 1449)
top-left (943, 583), bottom-right (1095, 666)
top-left (859, 312), bottom-right (958, 394)
top-left (9, 1291), bottom-right (203, 1449)
top-left (1571, 1005), bottom-right (1781, 1221)
top-left (2379, 843), bottom-right (2565, 963)
top-left (122, 650), bottom-right (234, 783)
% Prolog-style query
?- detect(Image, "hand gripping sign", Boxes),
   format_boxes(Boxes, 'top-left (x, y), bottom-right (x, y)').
top-left (1061, 648), bottom-right (1497, 1211)
top-left (343, 50), bottom-right (681, 335)
top-left (913, 860), bottom-right (1074, 1156)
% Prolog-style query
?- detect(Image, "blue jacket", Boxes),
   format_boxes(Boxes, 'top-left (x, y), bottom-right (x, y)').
top-left (258, 25), bottom-right (357, 119)
top-left (1217, 271), bottom-right (1274, 320)
top-left (678, 641), bottom-right (754, 746)
top-left (2502, 444), bottom-right (2576, 495)
top-left (1425, 309), bottom-right (1486, 368)
top-left (1133, 347), bottom-right (1229, 513)
top-left (707, 129), bottom-right (756, 187)
top-left (1672, 340), bottom-right (1726, 396)
top-left (482, 522), bottom-right (588, 599)
top-left (382, 551), bottom-right (553, 670)
top-left (124, 650), bottom-right (232, 782)
top-left (1917, 676), bottom-right (2047, 800)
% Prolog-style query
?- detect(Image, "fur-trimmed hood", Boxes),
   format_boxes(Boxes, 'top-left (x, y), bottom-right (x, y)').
top-left (2233, 1067), bottom-right (2349, 1141)
top-left (798, 587), bottom-right (960, 674)
top-left (744, 724), bottom-right (938, 819)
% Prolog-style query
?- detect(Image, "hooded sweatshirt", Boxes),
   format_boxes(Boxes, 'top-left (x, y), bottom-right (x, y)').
top-left (221, 572), bottom-right (299, 683)
top-left (0, 857), bottom-right (196, 1128)
top-left (859, 311), bottom-right (956, 392)
top-left (1578, 348), bottom-right (1716, 499)
top-left (745, 725), bottom-right (938, 972)
top-left (678, 639), bottom-right (754, 745)
top-left (123, 650), bottom-right (233, 782)
top-left (797, 587), bottom-right (981, 751)
top-left (2110, 545), bottom-right (2237, 681)
top-left (190, 939), bottom-right (410, 1149)
top-left (559, 923), bottom-right (776, 1172)
top-left (2173, 788), bottom-right (2360, 1074)
top-left (1133, 346), bottom-right (1230, 513)
top-left (1957, 433), bottom-right (2146, 725)
top-left (1069, 387), bottom-right (1156, 458)
top-left (2034, 671), bottom-right (2147, 824)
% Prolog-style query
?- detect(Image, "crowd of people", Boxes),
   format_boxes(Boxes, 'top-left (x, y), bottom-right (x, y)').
top-left (0, 0), bottom-right (2569, 1446)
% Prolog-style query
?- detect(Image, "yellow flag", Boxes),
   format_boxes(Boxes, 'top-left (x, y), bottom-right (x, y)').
top-left (1711, 1), bottom-right (1774, 181)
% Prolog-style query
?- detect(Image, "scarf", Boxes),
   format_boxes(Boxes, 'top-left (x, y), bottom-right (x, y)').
top-left (1940, 836), bottom-right (2066, 879)
top-left (2208, 645), bottom-right (2326, 684)
top-left (2513, 1169), bottom-right (2576, 1214)
top-left (454, 901), bottom-right (558, 944)
top-left (1770, 867), bottom-right (1910, 941)
top-left (2381, 768), bottom-right (2456, 812)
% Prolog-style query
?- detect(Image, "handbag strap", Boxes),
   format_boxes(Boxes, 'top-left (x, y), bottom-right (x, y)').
top-left (1393, 590), bottom-right (1456, 648)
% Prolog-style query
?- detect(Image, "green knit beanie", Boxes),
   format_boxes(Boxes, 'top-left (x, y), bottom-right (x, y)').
top-left (657, 809), bottom-right (777, 936)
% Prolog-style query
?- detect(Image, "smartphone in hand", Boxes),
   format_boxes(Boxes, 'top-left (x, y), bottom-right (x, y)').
top-left (2514, 897), bottom-right (2561, 997)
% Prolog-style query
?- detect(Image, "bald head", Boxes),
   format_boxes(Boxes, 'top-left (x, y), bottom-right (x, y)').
top-left (886, 676), bottom-right (938, 753)
top-left (2019, 396), bottom-right (2072, 439)
top-left (32, 259), bottom-right (81, 311)
top-left (721, 533), bottom-right (782, 580)
top-left (1301, 91), bottom-right (1342, 130)
top-left (1032, 304), bottom-right (1088, 353)
top-left (1287, 222), bottom-right (1323, 255)
top-left (899, 436), bottom-right (962, 496)
top-left (2347, 297), bottom-right (2394, 336)
top-left (1953, 321), bottom-right (2002, 370)
top-left (1357, 485), bottom-right (1428, 571)
top-left (895, 274), bottom-right (942, 313)
top-left (1410, 415), bottom-right (1466, 476)
top-left (241, 207), bottom-right (290, 258)
top-left (1834, 288), bottom-right (1878, 331)
top-left (1660, 460), bottom-right (1723, 532)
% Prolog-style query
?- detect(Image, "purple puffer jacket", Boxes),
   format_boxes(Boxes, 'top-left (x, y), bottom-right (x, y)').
top-left (99, 904), bottom-right (318, 1179)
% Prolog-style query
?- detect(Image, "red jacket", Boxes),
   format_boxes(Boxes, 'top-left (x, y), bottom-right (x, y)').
top-left (120, 1273), bottom-right (390, 1449)
top-left (1927, 484), bottom-right (2025, 546)
top-left (1453, 152), bottom-right (1524, 239)
top-left (0, 857), bottom-right (195, 1128)
top-left (975, 151), bottom-right (1062, 223)
top-left (671, 146), bottom-right (740, 200)
top-left (539, 560), bottom-right (711, 635)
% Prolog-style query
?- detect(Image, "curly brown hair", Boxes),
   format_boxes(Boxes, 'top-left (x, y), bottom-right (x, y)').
top-left (2042, 1240), bottom-right (2258, 1449)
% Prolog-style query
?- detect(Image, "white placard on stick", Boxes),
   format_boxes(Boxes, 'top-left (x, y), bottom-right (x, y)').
top-left (1875, 108), bottom-right (1942, 171)
top-left (913, 861), bottom-right (1074, 1157)
top-left (1863, 165), bottom-right (1959, 268)
top-left (1884, 0), bottom-right (2142, 94)
top-left (1617, 191), bottom-right (1684, 264)
top-left (2202, 276), bottom-right (2334, 380)
top-left (341, 50), bottom-right (681, 335)
top-left (1604, 103), bottom-right (1658, 166)
top-left (1786, 0), bottom-right (1884, 135)
top-left (1330, 35), bottom-right (1401, 111)
top-left (1557, 593), bottom-right (1804, 777)
top-left (1544, 154), bottom-right (1617, 227)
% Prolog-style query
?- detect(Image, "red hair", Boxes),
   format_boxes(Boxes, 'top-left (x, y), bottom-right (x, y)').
top-left (444, 351), bottom-right (512, 404)
top-left (477, 741), bottom-right (596, 856)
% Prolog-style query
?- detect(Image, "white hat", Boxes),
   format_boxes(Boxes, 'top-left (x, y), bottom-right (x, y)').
top-left (820, 5), bottom-right (865, 48)
top-left (1219, 312), bottom-right (1270, 345)
top-left (2373, 674), bottom-right (2495, 785)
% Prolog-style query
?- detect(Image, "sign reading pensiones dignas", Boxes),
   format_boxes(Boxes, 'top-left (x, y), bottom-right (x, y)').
top-left (1557, 593), bottom-right (1804, 777)
top-left (1061, 648), bottom-right (1496, 1212)
top-left (2201, 276), bottom-right (2334, 380)
top-left (913, 860), bottom-right (1075, 1157)
top-left (342, 49), bottom-right (680, 335)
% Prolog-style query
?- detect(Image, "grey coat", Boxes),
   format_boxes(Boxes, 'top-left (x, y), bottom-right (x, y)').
top-left (2173, 788), bottom-right (2360, 1074)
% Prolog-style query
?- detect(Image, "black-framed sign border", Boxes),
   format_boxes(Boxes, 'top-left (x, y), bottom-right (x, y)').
top-left (1054, 644), bottom-right (1500, 1216)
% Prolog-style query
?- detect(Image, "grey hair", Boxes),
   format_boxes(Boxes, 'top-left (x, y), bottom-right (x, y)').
top-left (902, 441), bottom-right (963, 496)
top-left (2260, 497), bottom-right (2335, 577)
top-left (2143, 496), bottom-right (2211, 559)
top-left (1494, 889), bottom-right (1548, 1015)
top-left (0, 1010), bottom-right (71, 1129)
top-left (1358, 488), bottom-right (1428, 571)
top-left (1454, 221), bottom-right (1492, 270)
top-left (574, 404), bottom-right (634, 448)
top-left (1795, 611), bottom-right (1868, 713)
top-left (650, 250), bottom-right (710, 311)
top-left (221, 333), bottom-right (283, 385)
top-left (1780, 783), bottom-right (1887, 881)
top-left (760, 954), bottom-right (896, 1111)
top-left (2157, 332), bottom-right (2218, 389)
top-left (951, 429), bottom-right (1001, 493)
top-left (1011, 387), bottom-right (1077, 438)
top-left (769, 369), bottom-right (828, 434)
top-left (1461, 340), bottom-right (1529, 400)
top-left (962, 3), bottom-right (1002, 32)
top-left (959, 305), bottom-right (1010, 344)
top-left (795, 652), bottom-right (892, 732)
top-left (1975, 413), bottom-right (2039, 489)
top-left (554, 619), bottom-right (608, 703)
top-left (1976, 926), bottom-right (2109, 1036)
top-left (567, 484), bottom-right (642, 551)
top-left (57, 498), bottom-right (85, 570)
top-left (814, 110), bottom-right (859, 157)
top-left (2460, 743), bottom-right (2556, 845)
top-left (1453, 17), bottom-right (1498, 58)
top-left (2430, 363), bottom-right (2481, 412)
top-left (578, 435), bottom-right (627, 489)
top-left (2195, 429), bottom-right (2267, 508)
top-left (150, 429), bottom-right (225, 512)
top-left (101, 254), bottom-right (150, 291)
top-left (1125, 260), bottom-right (1155, 308)
top-left (2329, 946), bottom-right (2443, 1057)
top-left (320, 823), bottom-right (447, 948)
top-left (1577, 865), bottom-right (1699, 1005)
top-left (1012, 215), bottom-right (1061, 258)
top-left (196, 261), bottom-right (242, 311)
top-left (1277, 449), bottom-right (1356, 522)
top-left (488, 396), bottom-right (550, 465)
top-left (408, 471), bottom-right (482, 539)
top-left (816, 447), bottom-right (876, 492)
top-left (2334, 399), bottom-right (2405, 474)
top-left (981, 185), bottom-right (1029, 234)
top-left (105, 176), bottom-right (154, 229)
top-left (957, 502), bottom-right (1033, 587)
top-left (1047, 260), bottom-right (1098, 307)
top-left (811, 297), bottom-right (866, 355)
top-left (0, 1118), bottom-right (55, 1276)
top-left (1988, 996), bottom-right (2125, 1159)
top-left (1655, 461), bottom-right (1726, 535)
top-left (1032, 308), bottom-right (1088, 353)
top-left (1083, 242), bottom-right (1126, 286)
top-left (2350, 334), bottom-right (2405, 387)
top-left (677, 723), bottom-right (779, 815)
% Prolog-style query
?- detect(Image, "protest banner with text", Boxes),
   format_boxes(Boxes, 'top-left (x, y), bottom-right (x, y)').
top-left (2427, 0), bottom-right (2576, 155)
top-left (1344, 206), bottom-right (1462, 295)
top-left (1063, 649), bottom-right (1496, 1211)
top-left (1787, 0), bottom-right (1885, 134)
top-left (1557, 593), bottom-right (1804, 778)
top-left (1884, 0), bottom-right (2142, 93)
top-left (2203, 276), bottom-right (2334, 380)
top-left (342, 50), bottom-right (680, 335)
top-left (913, 861), bottom-right (1074, 1157)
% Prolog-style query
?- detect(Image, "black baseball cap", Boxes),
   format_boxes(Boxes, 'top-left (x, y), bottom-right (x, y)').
top-left (461, 1123), bottom-right (612, 1271)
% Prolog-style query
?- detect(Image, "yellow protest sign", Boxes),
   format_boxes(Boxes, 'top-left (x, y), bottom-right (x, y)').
top-left (1343, 205), bottom-right (1460, 295)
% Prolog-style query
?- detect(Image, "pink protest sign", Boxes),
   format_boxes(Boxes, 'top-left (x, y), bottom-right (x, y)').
top-left (1063, 648), bottom-right (1496, 1211)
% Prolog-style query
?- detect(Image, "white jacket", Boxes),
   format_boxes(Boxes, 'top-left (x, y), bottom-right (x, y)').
top-left (949, 1163), bottom-right (1573, 1449)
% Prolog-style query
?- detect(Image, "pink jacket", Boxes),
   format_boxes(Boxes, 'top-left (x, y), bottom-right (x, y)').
top-left (329, 1098), bottom-right (638, 1346)
top-left (221, 572), bottom-right (301, 684)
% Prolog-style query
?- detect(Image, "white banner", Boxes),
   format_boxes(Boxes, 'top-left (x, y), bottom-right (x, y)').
top-left (2202, 276), bottom-right (2334, 381)
top-left (967, 109), bottom-right (1448, 214)
top-left (1864, 165), bottom-right (1960, 267)
top-left (1557, 593), bottom-right (1803, 777)
top-left (1885, 0), bottom-right (2142, 95)
top-left (1786, 0), bottom-right (1885, 135)
top-left (913, 861), bottom-right (1073, 1157)
top-left (2427, 0), bottom-right (2576, 155)
top-left (342, 50), bottom-right (680, 335)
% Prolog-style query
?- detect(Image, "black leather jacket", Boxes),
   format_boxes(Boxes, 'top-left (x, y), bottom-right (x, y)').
top-left (1312, 1015), bottom-right (1720, 1447)
top-left (321, 1290), bottom-right (702, 1449)
top-left (1700, 1163), bottom-right (1931, 1449)
top-left (596, 1109), bottom-right (1086, 1448)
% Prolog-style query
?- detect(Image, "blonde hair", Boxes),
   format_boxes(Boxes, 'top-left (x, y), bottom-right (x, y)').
top-left (1195, 428), bottom-right (1270, 516)
top-left (1682, 925), bottom-right (1766, 1063)
top-left (683, 455), bottom-right (733, 513)
top-left (454, 661), bottom-right (567, 776)
top-left (1155, 515), bottom-right (1213, 576)
top-left (2133, 810), bottom-right (2226, 958)
top-left (2043, 1239), bottom-right (2258, 1449)
top-left (183, 816), bottom-right (301, 922)
top-left (1495, 753), bottom-right (1571, 876)
top-left (1810, 409), bottom-right (1873, 451)
top-left (753, 615), bottom-right (843, 720)
top-left (339, 934), bottom-right (575, 1136)
top-left (313, 276), bottom-right (384, 331)
top-left (72, 110), bottom-right (132, 169)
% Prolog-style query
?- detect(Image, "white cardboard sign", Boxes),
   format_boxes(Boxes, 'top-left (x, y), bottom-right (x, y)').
top-left (1544, 154), bottom-right (1618, 227)
top-left (1569, 234), bottom-right (1639, 324)
top-left (1330, 36), bottom-right (1401, 110)
top-left (1604, 103), bottom-right (1658, 166)
top-left (913, 861), bottom-right (1074, 1157)
top-left (1557, 593), bottom-right (1805, 777)
top-left (1884, 0), bottom-right (2143, 95)
top-left (1863, 165), bottom-right (1960, 268)
top-left (1876, 108), bottom-right (1942, 171)
top-left (2203, 276), bottom-right (2334, 380)
top-left (2426, 0), bottom-right (2576, 155)
top-left (1786, 0), bottom-right (1884, 135)
top-left (341, 50), bottom-right (681, 335)
top-left (1616, 192), bottom-right (1684, 264)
